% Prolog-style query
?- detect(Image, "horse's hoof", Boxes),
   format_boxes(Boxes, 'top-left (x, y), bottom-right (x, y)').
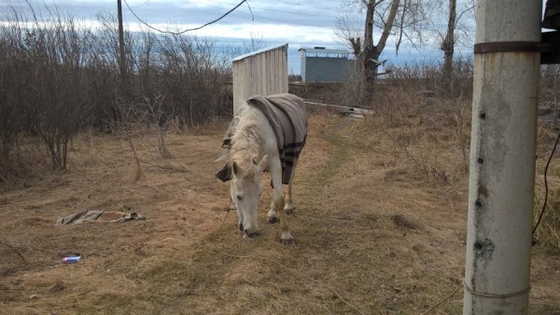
top-left (266, 216), bottom-right (279, 224)
top-left (284, 208), bottom-right (294, 215)
top-left (238, 222), bottom-right (244, 231)
top-left (281, 238), bottom-right (295, 246)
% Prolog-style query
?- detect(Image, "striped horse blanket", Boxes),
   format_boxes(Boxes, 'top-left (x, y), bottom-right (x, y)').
top-left (216, 93), bottom-right (307, 185)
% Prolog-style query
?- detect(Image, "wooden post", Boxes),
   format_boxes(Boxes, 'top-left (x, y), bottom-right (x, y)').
top-left (117, 0), bottom-right (127, 90)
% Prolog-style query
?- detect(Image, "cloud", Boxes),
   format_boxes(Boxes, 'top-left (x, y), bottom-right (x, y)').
top-left (1, 0), bottom-right (342, 28)
top-left (0, 0), bottom-right (482, 71)
top-left (1, 0), bottom-right (348, 44)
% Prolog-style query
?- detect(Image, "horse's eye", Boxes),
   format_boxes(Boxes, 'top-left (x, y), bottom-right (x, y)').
top-left (237, 195), bottom-right (243, 201)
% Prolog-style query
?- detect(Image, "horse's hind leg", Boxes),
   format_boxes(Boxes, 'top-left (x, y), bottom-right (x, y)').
top-left (267, 159), bottom-right (294, 245)
top-left (275, 194), bottom-right (294, 245)
top-left (284, 161), bottom-right (298, 215)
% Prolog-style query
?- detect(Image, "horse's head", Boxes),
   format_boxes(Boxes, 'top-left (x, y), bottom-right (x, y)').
top-left (230, 155), bottom-right (268, 237)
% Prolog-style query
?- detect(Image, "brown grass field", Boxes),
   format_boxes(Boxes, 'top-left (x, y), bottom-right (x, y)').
top-left (1, 103), bottom-right (560, 314)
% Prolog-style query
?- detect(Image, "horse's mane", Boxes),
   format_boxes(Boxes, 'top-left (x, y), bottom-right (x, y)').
top-left (228, 103), bottom-right (265, 171)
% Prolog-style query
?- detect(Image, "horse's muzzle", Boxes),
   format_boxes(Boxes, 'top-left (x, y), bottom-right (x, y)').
top-left (243, 229), bottom-right (259, 238)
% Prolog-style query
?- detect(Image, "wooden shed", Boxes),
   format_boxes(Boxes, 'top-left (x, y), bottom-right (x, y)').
top-left (232, 43), bottom-right (289, 114)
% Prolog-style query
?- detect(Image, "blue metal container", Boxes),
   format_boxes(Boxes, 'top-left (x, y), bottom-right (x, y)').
top-left (62, 256), bottom-right (81, 264)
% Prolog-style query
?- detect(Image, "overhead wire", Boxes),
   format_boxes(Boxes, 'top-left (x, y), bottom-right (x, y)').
top-left (123, 0), bottom-right (358, 34)
top-left (122, 0), bottom-right (252, 35)
top-left (200, 1), bottom-right (342, 28)
top-left (132, 0), bottom-right (151, 8)
top-left (202, 0), bottom-right (340, 18)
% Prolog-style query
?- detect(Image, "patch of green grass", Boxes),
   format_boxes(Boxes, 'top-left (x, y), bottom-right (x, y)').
top-left (303, 119), bottom-right (357, 185)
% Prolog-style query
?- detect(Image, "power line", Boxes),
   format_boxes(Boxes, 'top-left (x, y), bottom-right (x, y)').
top-left (200, 1), bottom-right (339, 28)
top-left (122, 0), bottom-right (252, 35)
top-left (123, 0), bottom-right (361, 35)
top-left (203, 0), bottom-right (340, 18)
top-left (132, 0), bottom-right (151, 8)
top-left (202, 0), bottom-right (368, 27)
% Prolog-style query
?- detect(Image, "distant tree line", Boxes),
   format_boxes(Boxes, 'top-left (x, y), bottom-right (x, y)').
top-left (0, 5), bottom-right (245, 170)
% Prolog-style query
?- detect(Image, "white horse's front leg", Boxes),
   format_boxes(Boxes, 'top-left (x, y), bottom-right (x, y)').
top-left (267, 181), bottom-right (279, 224)
top-left (266, 161), bottom-right (281, 223)
top-left (266, 200), bottom-right (279, 224)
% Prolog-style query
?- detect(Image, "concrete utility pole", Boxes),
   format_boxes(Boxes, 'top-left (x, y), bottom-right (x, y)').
top-left (463, 1), bottom-right (542, 314)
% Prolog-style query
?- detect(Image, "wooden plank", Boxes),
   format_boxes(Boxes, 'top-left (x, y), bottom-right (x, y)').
top-left (304, 100), bottom-right (376, 115)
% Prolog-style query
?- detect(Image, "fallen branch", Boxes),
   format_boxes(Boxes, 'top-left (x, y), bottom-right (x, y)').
top-left (139, 159), bottom-right (187, 172)
top-left (126, 132), bottom-right (144, 181)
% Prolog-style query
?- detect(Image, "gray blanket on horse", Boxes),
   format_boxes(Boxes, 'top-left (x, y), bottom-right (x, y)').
top-left (216, 93), bottom-right (307, 185)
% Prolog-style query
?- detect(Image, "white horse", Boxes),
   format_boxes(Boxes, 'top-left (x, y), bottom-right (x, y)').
top-left (217, 93), bottom-right (307, 245)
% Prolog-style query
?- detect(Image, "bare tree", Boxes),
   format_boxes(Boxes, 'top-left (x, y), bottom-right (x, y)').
top-left (439, 0), bottom-right (475, 95)
top-left (441, 0), bottom-right (456, 88)
top-left (336, 0), bottom-right (429, 104)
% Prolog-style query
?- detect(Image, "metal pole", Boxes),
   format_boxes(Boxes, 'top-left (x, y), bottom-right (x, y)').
top-left (463, 1), bottom-right (542, 314)
top-left (117, 0), bottom-right (127, 89)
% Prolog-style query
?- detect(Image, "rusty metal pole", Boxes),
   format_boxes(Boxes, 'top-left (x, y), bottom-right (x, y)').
top-left (463, 1), bottom-right (542, 314)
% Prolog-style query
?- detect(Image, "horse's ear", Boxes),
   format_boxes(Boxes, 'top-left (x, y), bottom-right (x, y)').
top-left (232, 161), bottom-right (240, 177)
top-left (257, 155), bottom-right (268, 173)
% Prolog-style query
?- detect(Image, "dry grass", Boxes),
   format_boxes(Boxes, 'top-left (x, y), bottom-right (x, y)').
top-left (1, 107), bottom-right (560, 314)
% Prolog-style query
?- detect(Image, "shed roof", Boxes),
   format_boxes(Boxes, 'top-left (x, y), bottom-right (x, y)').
top-left (298, 47), bottom-right (352, 55)
top-left (232, 43), bottom-right (289, 62)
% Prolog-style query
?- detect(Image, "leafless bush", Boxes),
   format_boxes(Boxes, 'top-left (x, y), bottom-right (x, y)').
top-left (384, 56), bottom-right (473, 100)
top-left (358, 60), bottom-right (473, 185)
top-left (336, 60), bottom-right (370, 107)
top-left (145, 34), bottom-right (232, 126)
top-left (0, 32), bottom-right (25, 161)
top-left (533, 129), bottom-right (560, 250)
top-left (540, 65), bottom-right (560, 126)
top-left (0, 1), bottom-right (238, 176)
top-left (26, 10), bottom-right (93, 169)
top-left (336, 55), bottom-right (473, 110)
top-left (535, 68), bottom-right (560, 250)
top-left (0, 5), bottom-right (92, 169)
top-left (94, 12), bottom-right (234, 129)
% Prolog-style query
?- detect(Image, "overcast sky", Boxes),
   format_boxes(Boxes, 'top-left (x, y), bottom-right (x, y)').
top-left (1, 0), bottom-right (352, 47)
top-left (0, 0), bottom-right (371, 73)
top-left (0, 0), bottom-right (547, 72)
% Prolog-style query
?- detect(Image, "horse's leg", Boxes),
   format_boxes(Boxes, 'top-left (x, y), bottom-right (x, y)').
top-left (266, 200), bottom-right (279, 224)
top-left (266, 161), bottom-right (282, 224)
top-left (268, 159), bottom-right (294, 245)
top-left (284, 161), bottom-right (298, 215)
